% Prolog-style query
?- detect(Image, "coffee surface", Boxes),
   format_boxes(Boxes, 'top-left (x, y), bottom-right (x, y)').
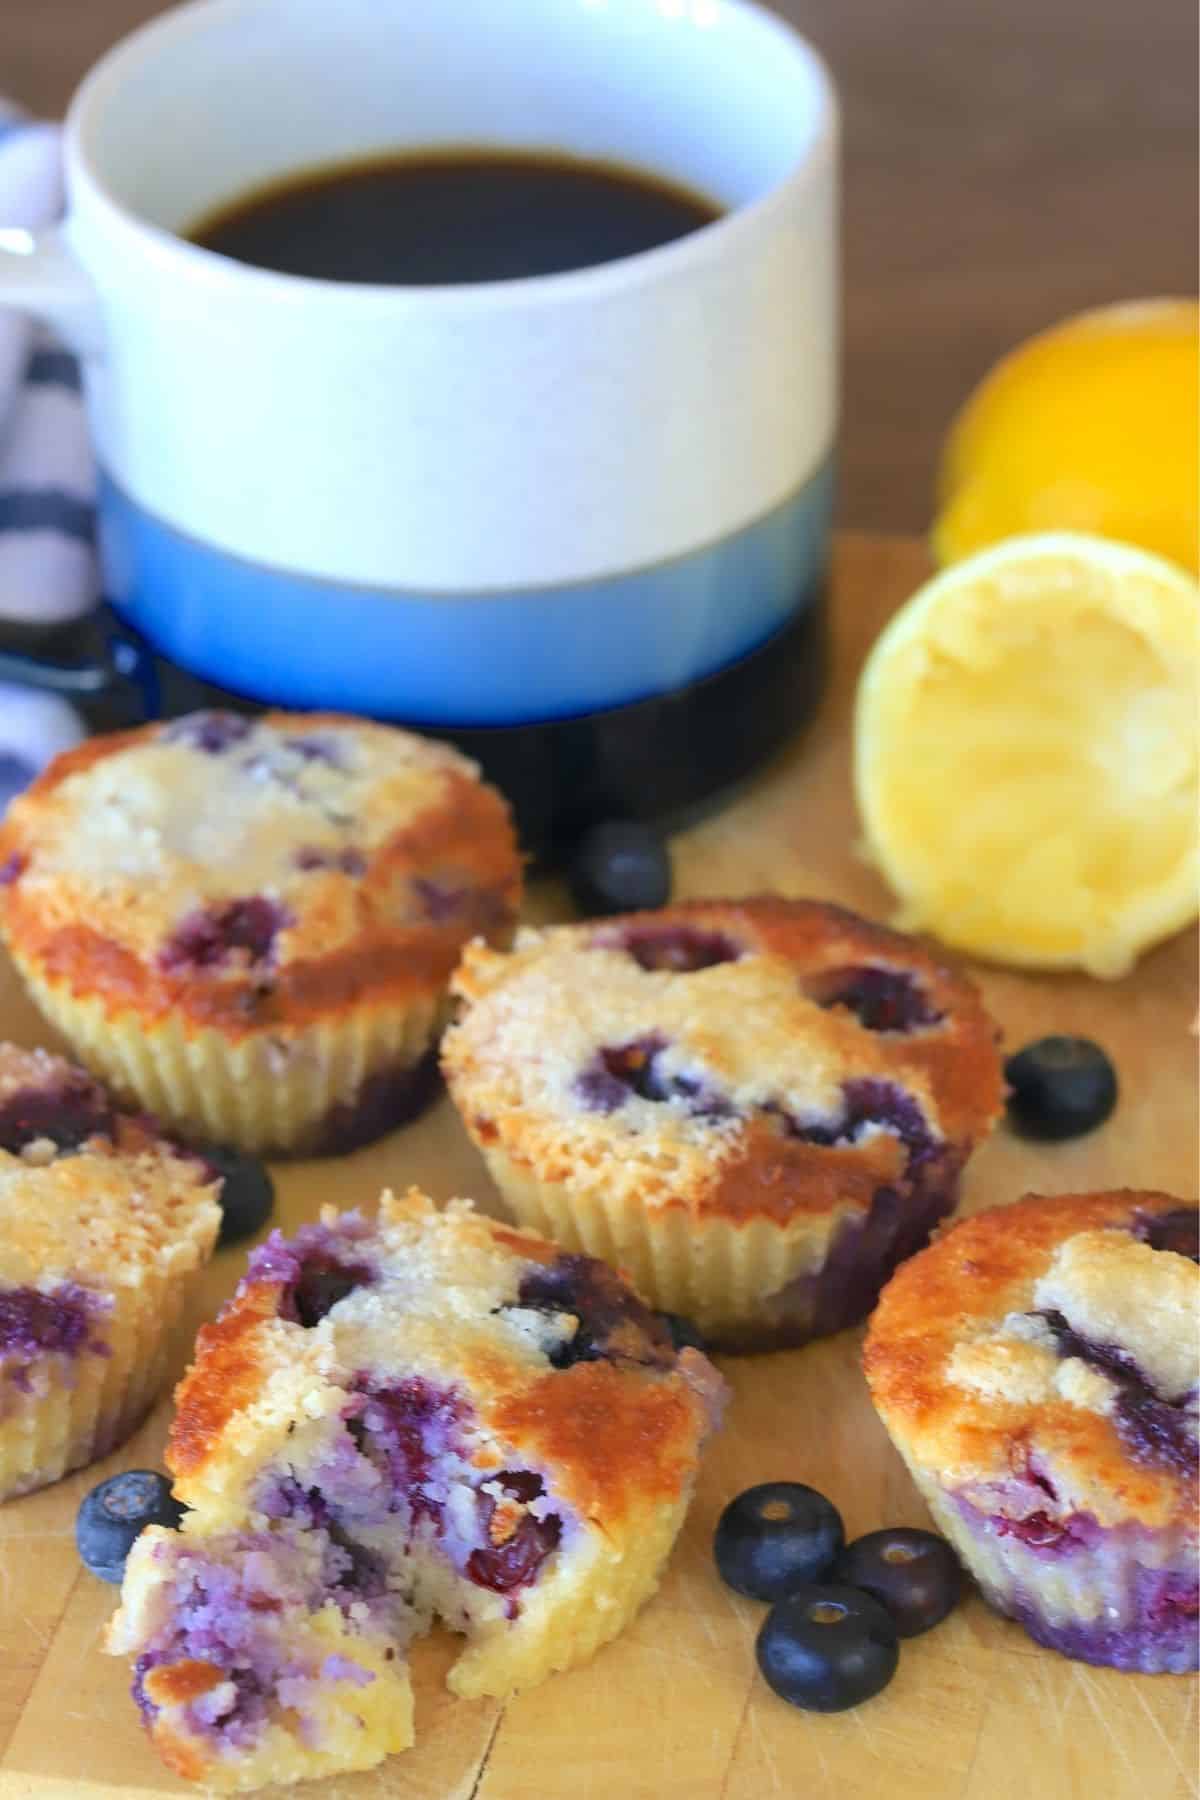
top-left (188, 148), bottom-right (722, 284)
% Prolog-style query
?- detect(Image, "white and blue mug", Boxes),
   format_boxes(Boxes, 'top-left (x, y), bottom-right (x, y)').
top-left (0, 0), bottom-right (838, 854)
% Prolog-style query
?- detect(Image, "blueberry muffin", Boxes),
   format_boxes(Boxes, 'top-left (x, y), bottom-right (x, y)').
top-left (864, 1190), bottom-right (1198, 1671)
top-left (0, 711), bottom-right (520, 1155)
top-left (442, 899), bottom-right (1003, 1350)
top-left (0, 1042), bottom-right (220, 1500)
top-left (107, 1189), bottom-right (724, 1791)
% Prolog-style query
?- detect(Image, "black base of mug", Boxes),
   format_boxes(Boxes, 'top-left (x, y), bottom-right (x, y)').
top-left (438, 592), bottom-right (828, 862)
top-left (24, 581), bottom-right (828, 866)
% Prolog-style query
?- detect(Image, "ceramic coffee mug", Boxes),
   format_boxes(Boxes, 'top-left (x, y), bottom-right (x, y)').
top-left (0, 0), bottom-right (837, 853)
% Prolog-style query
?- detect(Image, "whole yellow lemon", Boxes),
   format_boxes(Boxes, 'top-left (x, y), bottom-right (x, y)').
top-left (933, 299), bottom-right (1198, 575)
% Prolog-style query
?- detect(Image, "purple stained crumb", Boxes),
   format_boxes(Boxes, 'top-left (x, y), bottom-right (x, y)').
top-left (0, 1281), bottom-right (108, 1377)
top-left (245, 1217), bottom-right (376, 1326)
top-left (0, 1071), bottom-right (115, 1155)
top-left (0, 852), bottom-right (25, 887)
top-left (324, 1524), bottom-right (389, 1600)
top-left (128, 1366), bottom-right (581, 1749)
top-left (992, 1509), bottom-right (1099, 1553)
top-left (512, 1252), bottom-right (676, 1370)
top-left (161, 897), bottom-right (290, 972)
top-left (950, 1480), bottom-right (1199, 1669)
top-left (595, 922), bottom-right (744, 973)
top-left (1001, 1579), bottom-right (1199, 1671)
top-left (953, 1483), bottom-right (1105, 1561)
top-left (1133, 1206), bottom-right (1200, 1263)
top-left (244, 1215), bottom-right (372, 1289)
top-left (321, 1654), bottom-right (375, 1687)
top-left (1037, 1309), bottom-right (1198, 1477)
top-left (294, 846), bottom-right (367, 877)
top-left (355, 1377), bottom-right (463, 1529)
top-left (804, 964), bottom-right (944, 1033)
top-left (162, 712), bottom-right (254, 755)
top-left (574, 1035), bottom-right (733, 1121)
top-left (352, 1377), bottom-right (563, 1595)
top-left (332, 1373), bottom-right (566, 1597)
top-left (129, 1528), bottom-right (380, 1750)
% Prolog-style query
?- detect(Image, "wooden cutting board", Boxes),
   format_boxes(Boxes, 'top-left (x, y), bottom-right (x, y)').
top-left (0, 532), bottom-right (1194, 1800)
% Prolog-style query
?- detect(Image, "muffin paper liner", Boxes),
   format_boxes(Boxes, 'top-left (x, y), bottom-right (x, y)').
top-left (479, 1145), bottom-right (958, 1350)
top-left (0, 1252), bottom-right (201, 1502)
top-left (9, 946), bottom-right (444, 1155)
top-left (902, 1459), bottom-right (1198, 1674)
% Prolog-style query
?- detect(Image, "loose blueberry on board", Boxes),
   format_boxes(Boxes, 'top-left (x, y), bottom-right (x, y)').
top-left (756, 1583), bottom-right (900, 1712)
top-left (76, 1471), bottom-right (185, 1583)
top-left (831, 1527), bottom-right (962, 1637)
top-left (714, 1482), bottom-right (845, 1602)
top-left (567, 821), bottom-right (671, 918)
top-left (1004, 1036), bottom-right (1118, 1141)
top-left (199, 1145), bottom-right (276, 1247)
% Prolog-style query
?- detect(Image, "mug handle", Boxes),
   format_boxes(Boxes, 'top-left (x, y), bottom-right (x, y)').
top-left (0, 225), bottom-right (104, 355)
top-left (0, 606), bottom-right (160, 717)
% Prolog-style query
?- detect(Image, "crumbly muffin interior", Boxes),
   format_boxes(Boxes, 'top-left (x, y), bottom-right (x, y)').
top-left (110, 1196), bottom-right (722, 1785)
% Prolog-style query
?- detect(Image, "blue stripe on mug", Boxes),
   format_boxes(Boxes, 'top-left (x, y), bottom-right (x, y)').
top-left (98, 456), bottom-right (834, 726)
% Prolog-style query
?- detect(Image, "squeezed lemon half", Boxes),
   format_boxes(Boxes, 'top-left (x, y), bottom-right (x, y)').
top-left (933, 298), bottom-right (1199, 576)
top-left (854, 532), bottom-right (1199, 978)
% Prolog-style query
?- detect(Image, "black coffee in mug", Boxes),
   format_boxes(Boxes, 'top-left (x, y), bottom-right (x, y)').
top-left (188, 148), bottom-right (722, 284)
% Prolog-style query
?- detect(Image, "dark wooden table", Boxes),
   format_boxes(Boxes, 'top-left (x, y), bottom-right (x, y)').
top-left (3, 0), bottom-right (1195, 533)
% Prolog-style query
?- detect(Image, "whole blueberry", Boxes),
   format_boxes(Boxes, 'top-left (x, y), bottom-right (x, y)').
top-left (831, 1527), bottom-right (961, 1637)
top-left (714, 1482), bottom-right (845, 1602)
top-left (567, 821), bottom-right (671, 918)
top-left (1004, 1036), bottom-right (1118, 1141)
top-left (76, 1470), bottom-right (185, 1582)
top-left (756, 1584), bottom-right (899, 1712)
top-left (199, 1145), bottom-right (275, 1247)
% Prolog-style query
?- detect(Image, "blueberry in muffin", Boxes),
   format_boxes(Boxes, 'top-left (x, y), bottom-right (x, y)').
top-left (865, 1189), bottom-right (1198, 1671)
top-left (0, 712), bottom-right (521, 1156)
top-left (442, 898), bottom-right (1004, 1350)
top-left (106, 1189), bottom-right (724, 1791)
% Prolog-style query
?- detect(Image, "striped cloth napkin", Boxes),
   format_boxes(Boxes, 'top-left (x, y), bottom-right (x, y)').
top-left (0, 104), bottom-right (93, 804)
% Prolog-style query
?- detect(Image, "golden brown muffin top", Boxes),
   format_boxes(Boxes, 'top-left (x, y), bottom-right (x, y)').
top-left (0, 712), bottom-right (520, 1037)
top-left (0, 1139), bottom-right (220, 1292)
top-left (443, 898), bottom-right (1003, 1226)
top-left (864, 1190), bottom-right (1199, 1530)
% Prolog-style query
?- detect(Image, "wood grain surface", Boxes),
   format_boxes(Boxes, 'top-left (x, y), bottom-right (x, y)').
top-left (0, 532), bottom-right (1195, 1798)
top-left (1, 0), bottom-right (1196, 534)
